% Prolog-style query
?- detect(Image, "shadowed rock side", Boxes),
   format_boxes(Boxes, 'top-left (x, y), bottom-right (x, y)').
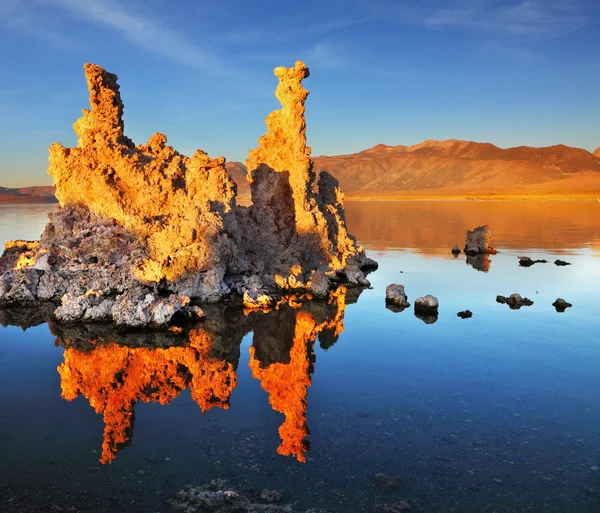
top-left (51, 288), bottom-right (352, 464)
top-left (0, 62), bottom-right (376, 325)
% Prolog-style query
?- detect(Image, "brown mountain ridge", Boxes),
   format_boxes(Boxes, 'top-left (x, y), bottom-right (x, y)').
top-left (311, 139), bottom-right (600, 199)
top-left (4, 140), bottom-right (600, 203)
top-left (0, 186), bottom-right (57, 204)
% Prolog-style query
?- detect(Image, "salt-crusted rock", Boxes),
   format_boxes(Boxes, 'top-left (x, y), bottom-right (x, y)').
top-left (54, 288), bottom-right (193, 327)
top-left (385, 284), bottom-right (410, 309)
top-left (0, 61), bottom-right (376, 326)
top-left (464, 225), bottom-right (496, 255)
top-left (414, 295), bottom-right (439, 313)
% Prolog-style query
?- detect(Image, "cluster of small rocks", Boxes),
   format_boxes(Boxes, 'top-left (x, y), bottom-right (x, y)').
top-left (496, 294), bottom-right (534, 309)
top-left (169, 480), bottom-right (328, 513)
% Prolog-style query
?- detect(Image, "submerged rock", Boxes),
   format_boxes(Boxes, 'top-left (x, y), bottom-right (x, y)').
top-left (518, 256), bottom-right (548, 267)
top-left (552, 298), bottom-right (572, 312)
top-left (385, 284), bottom-right (410, 310)
top-left (373, 473), bottom-right (403, 492)
top-left (0, 62), bottom-right (376, 326)
top-left (375, 502), bottom-right (412, 513)
top-left (496, 294), bottom-right (534, 309)
top-left (170, 481), bottom-right (328, 513)
top-left (464, 225), bottom-right (496, 256)
top-left (457, 310), bottom-right (473, 319)
top-left (555, 259), bottom-right (571, 266)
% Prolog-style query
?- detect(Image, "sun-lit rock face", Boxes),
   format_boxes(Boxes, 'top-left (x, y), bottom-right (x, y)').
top-left (0, 62), bottom-right (376, 324)
top-left (48, 64), bottom-right (241, 296)
top-left (244, 61), bottom-right (359, 279)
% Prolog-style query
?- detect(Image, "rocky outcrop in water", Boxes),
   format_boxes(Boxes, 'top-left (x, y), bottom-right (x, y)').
top-left (496, 294), bottom-right (534, 309)
top-left (555, 259), bottom-right (571, 266)
top-left (414, 295), bottom-right (439, 314)
top-left (518, 256), bottom-right (547, 267)
top-left (552, 298), bottom-right (572, 312)
top-left (0, 62), bottom-right (376, 326)
top-left (464, 225), bottom-right (496, 255)
top-left (385, 284), bottom-right (410, 310)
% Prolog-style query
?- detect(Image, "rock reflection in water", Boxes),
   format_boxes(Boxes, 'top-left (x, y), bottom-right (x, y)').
top-left (57, 329), bottom-right (239, 464)
top-left (249, 288), bottom-right (346, 462)
top-left (465, 252), bottom-right (491, 272)
top-left (48, 288), bottom-right (351, 464)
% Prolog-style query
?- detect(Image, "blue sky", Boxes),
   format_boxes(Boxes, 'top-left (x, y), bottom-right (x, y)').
top-left (1, 0), bottom-right (599, 187)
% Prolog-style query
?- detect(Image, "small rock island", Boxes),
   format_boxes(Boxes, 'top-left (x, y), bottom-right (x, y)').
top-left (0, 62), bottom-right (377, 326)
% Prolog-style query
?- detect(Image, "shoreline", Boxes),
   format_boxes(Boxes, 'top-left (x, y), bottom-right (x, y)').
top-left (2, 195), bottom-right (600, 206)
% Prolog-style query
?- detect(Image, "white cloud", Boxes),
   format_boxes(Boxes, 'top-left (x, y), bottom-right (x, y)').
top-left (40, 0), bottom-right (229, 74)
top-left (361, 0), bottom-right (592, 40)
top-left (424, 0), bottom-right (589, 38)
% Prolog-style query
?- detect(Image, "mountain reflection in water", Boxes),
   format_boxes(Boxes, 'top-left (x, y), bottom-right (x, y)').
top-left (48, 288), bottom-right (351, 465)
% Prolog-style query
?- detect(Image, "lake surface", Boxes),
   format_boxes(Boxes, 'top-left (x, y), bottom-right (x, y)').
top-left (1, 201), bottom-right (600, 513)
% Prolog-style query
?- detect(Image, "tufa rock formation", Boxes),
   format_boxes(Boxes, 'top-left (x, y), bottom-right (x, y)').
top-left (464, 225), bottom-right (496, 255)
top-left (0, 62), bottom-right (376, 326)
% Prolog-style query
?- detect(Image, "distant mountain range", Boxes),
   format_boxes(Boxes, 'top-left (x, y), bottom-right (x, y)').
top-left (311, 140), bottom-right (600, 199)
top-left (4, 140), bottom-right (600, 203)
top-left (0, 186), bottom-right (57, 204)
top-left (228, 139), bottom-right (600, 200)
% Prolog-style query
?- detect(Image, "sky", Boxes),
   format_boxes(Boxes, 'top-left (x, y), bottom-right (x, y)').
top-left (0, 0), bottom-right (599, 187)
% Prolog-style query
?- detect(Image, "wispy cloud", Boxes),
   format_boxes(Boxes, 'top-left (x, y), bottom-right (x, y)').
top-left (0, 0), bottom-right (78, 45)
top-left (424, 0), bottom-right (590, 38)
top-left (223, 16), bottom-right (370, 45)
top-left (361, 0), bottom-right (592, 40)
top-left (40, 0), bottom-right (231, 74)
top-left (302, 42), bottom-right (353, 70)
top-left (244, 40), bottom-right (354, 70)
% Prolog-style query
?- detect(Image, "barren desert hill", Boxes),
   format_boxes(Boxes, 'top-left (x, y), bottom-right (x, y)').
top-left (225, 161), bottom-right (251, 198)
top-left (0, 186), bottom-right (57, 204)
top-left (594, 146), bottom-right (600, 157)
top-left (309, 139), bottom-right (600, 198)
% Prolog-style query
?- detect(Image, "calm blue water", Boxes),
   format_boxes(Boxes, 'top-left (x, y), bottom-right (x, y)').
top-left (1, 202), bottom-right (600, 513)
